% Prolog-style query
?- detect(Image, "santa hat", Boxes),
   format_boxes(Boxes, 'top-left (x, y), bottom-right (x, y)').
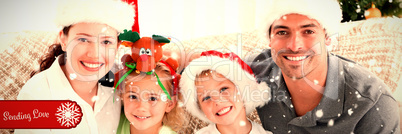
top-left (55, 0), bottom-right (135, 33)
top-left (180, 50), bottom-right (271, 123)
top-left (260, 0), bottom-right (342, 39)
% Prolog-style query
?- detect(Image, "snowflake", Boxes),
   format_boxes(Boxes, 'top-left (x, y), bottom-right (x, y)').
top-left (315, 109), bottom-right (324, 118)
top-left (55, 102), bottom-right (82, 127)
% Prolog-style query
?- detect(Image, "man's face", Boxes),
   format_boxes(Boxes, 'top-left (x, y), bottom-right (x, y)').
top-left (269, 14), bottom-right (330, 79)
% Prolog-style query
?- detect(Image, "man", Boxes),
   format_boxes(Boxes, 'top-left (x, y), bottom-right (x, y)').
top-left (249, 0), bottom-right (400, 133)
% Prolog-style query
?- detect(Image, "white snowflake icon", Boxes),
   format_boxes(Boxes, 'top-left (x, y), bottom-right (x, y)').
top-left (55, 102), bottom-right (82, 127)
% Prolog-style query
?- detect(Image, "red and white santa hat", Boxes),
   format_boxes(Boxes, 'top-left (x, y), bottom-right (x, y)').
top-left (55, 0), bottom-right (135, 33)
top-left (180, 50), bottom-right (271, 123)
top-left (259, 0), bottom-right (342, 40)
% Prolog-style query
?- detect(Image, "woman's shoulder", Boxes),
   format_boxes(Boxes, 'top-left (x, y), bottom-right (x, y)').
top-left (17, 70), bottom-right (51, 100)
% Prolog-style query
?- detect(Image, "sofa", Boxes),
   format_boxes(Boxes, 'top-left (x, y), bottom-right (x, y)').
top-left (0, 17), bottom-right (400, 133)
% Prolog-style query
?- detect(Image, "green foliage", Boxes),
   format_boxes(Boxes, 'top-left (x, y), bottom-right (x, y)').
top-left (338, 0), bottom-right (401, 22)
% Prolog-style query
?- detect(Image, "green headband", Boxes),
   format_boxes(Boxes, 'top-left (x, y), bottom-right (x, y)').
top-left (114, 62), bottom-right (172, 101)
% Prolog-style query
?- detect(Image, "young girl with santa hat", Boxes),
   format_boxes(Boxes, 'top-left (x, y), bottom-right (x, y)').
top-left (180, 50), bottom-right (273, 134)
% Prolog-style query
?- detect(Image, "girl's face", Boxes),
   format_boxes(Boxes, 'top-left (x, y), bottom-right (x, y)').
top-left (60, 22), bottom-right (119, 81)
top-left (123, 74), bottom-right (175, 131)
top-left (196, 72), bottom-right (246, 125)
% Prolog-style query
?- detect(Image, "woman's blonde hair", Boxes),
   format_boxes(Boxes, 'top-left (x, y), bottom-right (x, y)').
top-left (121, 62), bottom-right (188, 132)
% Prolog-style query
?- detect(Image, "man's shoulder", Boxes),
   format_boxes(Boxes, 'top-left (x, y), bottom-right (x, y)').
top-left (249, 49), bottom-right (272, 63)
top-left (248, 49), bottom-right (277, 76)
top-left (334, 54), bottom-right (394, 102)
top-left (337, 53), bottom-right (402, 133)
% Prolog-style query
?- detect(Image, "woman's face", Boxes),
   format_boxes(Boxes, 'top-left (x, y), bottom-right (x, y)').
top-left (60, 23), bottom-right (119, 81)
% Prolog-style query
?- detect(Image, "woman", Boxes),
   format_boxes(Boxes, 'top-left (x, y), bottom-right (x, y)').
top-left (16, 0), bottom-right (135, 133)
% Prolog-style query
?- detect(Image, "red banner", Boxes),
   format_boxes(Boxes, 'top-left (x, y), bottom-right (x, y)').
top-left (0, 100), bottom-right (83, 129)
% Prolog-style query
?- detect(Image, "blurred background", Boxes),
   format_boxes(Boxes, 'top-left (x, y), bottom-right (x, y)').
top-left (0, 0), bottom-right (271, 41)
top-left (1, 0), bottom-right (400, 41)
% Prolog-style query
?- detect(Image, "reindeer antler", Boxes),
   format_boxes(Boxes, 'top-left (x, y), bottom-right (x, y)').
top-left (119, 30), bottom-right (140, 43)
top-left (152, 34), bottom-right (170, 43)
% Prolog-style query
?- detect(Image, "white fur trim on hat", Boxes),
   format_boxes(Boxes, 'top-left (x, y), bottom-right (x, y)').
top-left (258, 0), bottom-right (342, 40)
top-left (55, 0), bottom-right (135, 33)
top-left (180, 54), bottom-right (271, 123)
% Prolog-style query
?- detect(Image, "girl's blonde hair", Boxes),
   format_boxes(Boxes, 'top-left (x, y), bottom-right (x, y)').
top-left (121, 62), bottom-right (188, 132)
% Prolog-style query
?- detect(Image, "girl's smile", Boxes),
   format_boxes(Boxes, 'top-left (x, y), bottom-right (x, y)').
top-left (216, 106), bottom-right (232, 116)
top-left (133, 114), bottom-right (151, 120)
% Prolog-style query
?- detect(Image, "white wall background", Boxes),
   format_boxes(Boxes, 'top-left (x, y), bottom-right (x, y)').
top-left (0, 0), bottom-right (270, 41)
top-left (0, 0), bottom-right (60, 33)
top-left (138, 0), bottom-right (270, 41)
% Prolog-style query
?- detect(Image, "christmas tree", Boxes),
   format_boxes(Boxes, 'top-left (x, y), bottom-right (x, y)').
top-left (338, 0), bottom-right (401, 22)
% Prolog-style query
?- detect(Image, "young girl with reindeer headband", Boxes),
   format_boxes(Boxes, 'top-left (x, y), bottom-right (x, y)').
top-left (114, 30), bottom-right (186, 134)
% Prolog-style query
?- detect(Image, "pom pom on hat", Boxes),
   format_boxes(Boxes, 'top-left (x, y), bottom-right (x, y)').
top-left (259, 0), bottom-right (342, 39)
top-left (55, 0), bottom-right (135, 33)
top-left (180, 50), bottom-right (271, 123)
